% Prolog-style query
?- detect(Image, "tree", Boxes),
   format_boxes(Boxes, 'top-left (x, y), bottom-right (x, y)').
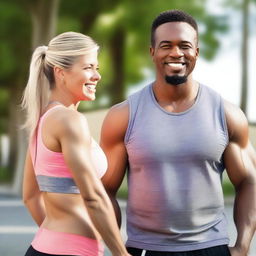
top-left (0, 0), bottom-right (31, 188)
top-left (0, 0), bottom-right (230, 193)
top-left (0, 0), bottom-right (60, 194)
top-left (225, 0), bottom-right (255, 115)
top-left (240, 0), bottom-right (249, 115)
top-left (90, 0), bottom-right (228, 105)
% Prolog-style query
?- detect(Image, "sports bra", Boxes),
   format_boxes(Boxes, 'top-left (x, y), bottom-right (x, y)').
top-left (29, 106), bottom-right (107, 194)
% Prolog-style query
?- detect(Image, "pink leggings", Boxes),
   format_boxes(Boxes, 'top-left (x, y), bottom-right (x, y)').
top-left (31, 227), bottom-right (104, 256)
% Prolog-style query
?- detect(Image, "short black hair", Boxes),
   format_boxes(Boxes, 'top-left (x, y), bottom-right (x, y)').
top-left (151, 10), bottom-right (198, 47)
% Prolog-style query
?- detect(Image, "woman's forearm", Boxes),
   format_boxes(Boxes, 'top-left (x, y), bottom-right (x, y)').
top-left (24, 193), bottom-right (46, 226)
top-left (84, 192), bottom-right (128, 256)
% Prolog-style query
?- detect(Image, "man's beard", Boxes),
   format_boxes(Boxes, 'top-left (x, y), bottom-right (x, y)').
top-left (165, 75), bottom-right (187, 86)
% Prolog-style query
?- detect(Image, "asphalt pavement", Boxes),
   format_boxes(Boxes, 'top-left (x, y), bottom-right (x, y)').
top-left (0, 195), bottom-right (255, 256)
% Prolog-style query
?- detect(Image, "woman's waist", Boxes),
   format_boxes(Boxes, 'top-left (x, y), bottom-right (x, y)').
top-left (42, 214), bottom-right (101, 240)
top-left (42, 194), bottom-right (101, 240)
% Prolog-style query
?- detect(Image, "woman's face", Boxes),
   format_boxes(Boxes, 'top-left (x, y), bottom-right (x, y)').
top-left (62, 49), bottom-right (101, 102)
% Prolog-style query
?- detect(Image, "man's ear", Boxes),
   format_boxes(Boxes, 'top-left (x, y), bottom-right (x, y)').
top-left (196, 47), bottom-right (199, 59)
top-left (150, 46), bottom-right (155, 58)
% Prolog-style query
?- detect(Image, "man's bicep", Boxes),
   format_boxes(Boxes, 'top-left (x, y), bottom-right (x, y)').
top-left (101, 141), bottom-right (128, 193)
top-left (224, 100), bottom-right (256, 186)
top-left (100, 104), bottom-right (129, 193)
top-left (224, 141), bottom-right (256, 188)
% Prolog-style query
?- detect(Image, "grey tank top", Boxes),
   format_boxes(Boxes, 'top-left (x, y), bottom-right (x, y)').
top-left (124, 83), bottom-right (230, 251)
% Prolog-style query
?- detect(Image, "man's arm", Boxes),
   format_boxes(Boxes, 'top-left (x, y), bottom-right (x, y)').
top-left (100, 101), bottom-right (129, 227)
top-left (224, 100), bottom-right (256, 256)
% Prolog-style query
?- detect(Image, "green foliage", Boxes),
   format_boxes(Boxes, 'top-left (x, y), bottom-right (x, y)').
top-left (87, 0), bottom-right (230, 104)
top-left (0, 0), bottom-right (232, 118)
top-left (58, 16), bottom-right (82, 33)
top-left (0, 89), bottom-right (9, 134)
top-left (116, 173), bottom-right (128, 199)
top-left (0, 1), bottom-right (31, 85)
top-left (199, 15), bottom-right (228, 60)
top-left (0, 166), bottom-right (13, 184)
top-left (222, 180), bottom-right (235, 196)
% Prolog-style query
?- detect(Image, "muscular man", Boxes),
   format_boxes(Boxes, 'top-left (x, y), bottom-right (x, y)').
top-left (101, 10), bottom-right (256, 256)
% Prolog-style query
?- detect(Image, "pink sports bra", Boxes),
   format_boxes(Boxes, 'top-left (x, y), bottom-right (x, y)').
top-left (29, 106), bottom-right (107, 194)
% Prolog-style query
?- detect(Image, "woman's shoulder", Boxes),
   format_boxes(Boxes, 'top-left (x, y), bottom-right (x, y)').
top-left (43, 106), bottom-right (89, 136)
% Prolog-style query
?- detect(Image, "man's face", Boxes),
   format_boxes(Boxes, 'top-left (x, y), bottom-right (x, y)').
top-left (150, 22), bottom-right (199, 86)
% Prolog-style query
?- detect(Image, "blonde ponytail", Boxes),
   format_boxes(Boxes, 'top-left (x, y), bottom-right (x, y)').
top-left (21, 46), bottom-right (50, 136)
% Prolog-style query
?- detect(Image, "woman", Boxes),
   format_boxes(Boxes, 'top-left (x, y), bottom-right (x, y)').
top-left (22, 32), bottom-right (129, 256)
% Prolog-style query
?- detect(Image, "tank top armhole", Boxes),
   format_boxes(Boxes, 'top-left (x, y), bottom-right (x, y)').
top-left (124, 98), bottom-right (133, 145)
top-left (124, 89), bottom-right (145, 145)
top-left (29, 133), bottom-right (36, 166)
top-left (219, 96), bottom-right (229, 144)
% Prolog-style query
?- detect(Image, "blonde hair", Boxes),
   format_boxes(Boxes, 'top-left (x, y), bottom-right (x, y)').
top-left (22, 32), bottom-right (99, 136)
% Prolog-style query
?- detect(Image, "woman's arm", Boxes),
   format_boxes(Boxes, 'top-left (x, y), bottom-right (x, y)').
top-left (23, 149), bottom-right (45, 226)
top-left (58, 110), bottom-right (129, 256)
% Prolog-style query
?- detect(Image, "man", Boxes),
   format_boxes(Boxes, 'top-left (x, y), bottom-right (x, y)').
top-left (100, 10), bottom-right (256, 256)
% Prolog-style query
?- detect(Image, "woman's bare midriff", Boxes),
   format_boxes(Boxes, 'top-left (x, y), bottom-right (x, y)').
top-left (41, 192), bottom-right (101, 240)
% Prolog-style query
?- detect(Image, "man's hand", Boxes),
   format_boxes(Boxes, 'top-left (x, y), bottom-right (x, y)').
top-left (229, 246), bottom-right (248, 256)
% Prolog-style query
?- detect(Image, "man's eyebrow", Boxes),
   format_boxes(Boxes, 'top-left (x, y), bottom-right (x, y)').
top-left (159, 40), bottom-right (171, 45)
top-left (158, 40), bottom-right (193, 46)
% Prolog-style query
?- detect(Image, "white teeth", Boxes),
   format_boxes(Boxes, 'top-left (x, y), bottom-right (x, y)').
top-left (167, 63), bottom-right (183, 68)
top-left (86, 85), bottom-right (95, 90)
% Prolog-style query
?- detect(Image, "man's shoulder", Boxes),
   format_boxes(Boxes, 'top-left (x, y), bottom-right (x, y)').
top-left (127, 83), bottom-right (152, 100)
top-left (200, 83), bottom-right (221, 97)
top-left (103, 101), bottom-right (129, 128)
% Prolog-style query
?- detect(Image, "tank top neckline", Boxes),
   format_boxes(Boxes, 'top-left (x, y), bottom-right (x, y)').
top-left (149, 82), bottom-right (202, 116)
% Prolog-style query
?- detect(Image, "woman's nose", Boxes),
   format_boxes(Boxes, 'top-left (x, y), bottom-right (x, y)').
top-left (92, 70), bottom-right (101, 82)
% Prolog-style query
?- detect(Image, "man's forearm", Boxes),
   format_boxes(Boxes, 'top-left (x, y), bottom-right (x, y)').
top-left (233, 181), bottom-right (256, 253)
top-left (107, 192), bottom-right (122, 227)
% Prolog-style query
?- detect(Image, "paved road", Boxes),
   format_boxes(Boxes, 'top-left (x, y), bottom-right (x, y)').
top-left (0, 195), bottom-right (255, 256)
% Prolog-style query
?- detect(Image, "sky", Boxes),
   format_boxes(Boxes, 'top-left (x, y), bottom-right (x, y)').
top-left (128, 2), bottom-right (256, 123)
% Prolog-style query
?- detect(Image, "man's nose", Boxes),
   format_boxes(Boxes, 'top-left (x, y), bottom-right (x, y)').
top-left (169, 46), bottom-right (183, 58)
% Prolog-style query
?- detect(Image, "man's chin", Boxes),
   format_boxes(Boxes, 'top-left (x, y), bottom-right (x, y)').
top-left (165, 75), bottom-right (187, 86)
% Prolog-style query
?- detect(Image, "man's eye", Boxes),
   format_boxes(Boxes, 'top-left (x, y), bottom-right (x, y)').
top-left (161, 45), bottom-right (171, 49)
top-left (181, 45), bottom-right (191, 49)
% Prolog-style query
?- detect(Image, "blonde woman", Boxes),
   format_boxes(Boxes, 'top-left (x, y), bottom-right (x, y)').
top-left (22, 32), bottom-right (129, 256)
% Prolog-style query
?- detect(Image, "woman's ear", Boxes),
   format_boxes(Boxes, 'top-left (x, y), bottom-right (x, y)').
top-left (53, 66), bottom-right (64, 84)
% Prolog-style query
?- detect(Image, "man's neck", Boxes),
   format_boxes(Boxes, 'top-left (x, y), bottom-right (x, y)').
top-left (152, 79), bottom-right (199, 113)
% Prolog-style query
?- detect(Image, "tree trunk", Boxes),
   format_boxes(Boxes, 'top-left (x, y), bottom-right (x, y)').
top-left (11, 87), bottom-right (28, 194)
top-left (109, 27), bottom-right (126, 105)
top-left (30, 0), bottom-right (60, 48)
top-left (9, 0), bottom-right (60, 195)
top-left (240, 0), bottom-right (249, 115)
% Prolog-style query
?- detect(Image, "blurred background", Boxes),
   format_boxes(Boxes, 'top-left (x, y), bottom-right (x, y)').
top-left (0, 0), bottom-right (255, 254)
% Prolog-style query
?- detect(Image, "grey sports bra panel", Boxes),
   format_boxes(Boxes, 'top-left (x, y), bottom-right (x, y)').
top-left (36, 175), bottom-right (80, 194)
